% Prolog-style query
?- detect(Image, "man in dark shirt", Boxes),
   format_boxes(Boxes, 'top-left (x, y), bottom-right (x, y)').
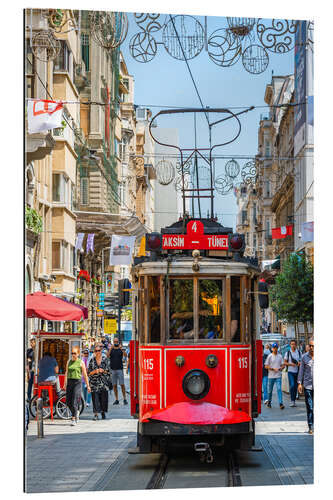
top-left (107, 337), bottom-right (128, 405)
top-left (298, 337), bottom-right (314, 434)
top-left (26, 338), bottom-right (36, 401)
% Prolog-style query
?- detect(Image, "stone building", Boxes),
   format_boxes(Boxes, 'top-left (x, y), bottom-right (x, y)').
top-left (25, 9), bottom-right (80, 302)
top-left (135, 107), bottom-right (156, 232)
top-left (73, 13), bottom-right (147, 338)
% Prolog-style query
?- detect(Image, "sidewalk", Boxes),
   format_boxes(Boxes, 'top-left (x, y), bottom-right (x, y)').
top-left (25, 375), bottom-right (314, 492)
top-left (255, 389), bottom-right (314, 485)
top-left (25, 374), bottom-right (136, 493)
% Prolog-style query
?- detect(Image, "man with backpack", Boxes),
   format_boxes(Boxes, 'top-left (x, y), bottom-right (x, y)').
top-left (284, 339), bottom-right (301, 407)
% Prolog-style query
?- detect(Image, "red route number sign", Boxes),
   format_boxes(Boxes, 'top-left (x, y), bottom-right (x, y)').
top-left (162, 220), bottom-right (229, 250)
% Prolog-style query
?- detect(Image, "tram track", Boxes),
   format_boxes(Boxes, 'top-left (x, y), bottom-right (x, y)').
top-left (145, 449), bottom-right (242, 489)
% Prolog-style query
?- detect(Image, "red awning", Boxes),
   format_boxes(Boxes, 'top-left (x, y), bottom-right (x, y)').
top-left (26, 292), bottom-right (85, 321)
top-left (59, 298), bottom-right (88, 319)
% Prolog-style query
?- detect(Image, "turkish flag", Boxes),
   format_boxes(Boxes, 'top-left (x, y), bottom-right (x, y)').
top-left (271, 225), bottom-right (293, 239)
top-left (27, 99), bottom-right (63, 134)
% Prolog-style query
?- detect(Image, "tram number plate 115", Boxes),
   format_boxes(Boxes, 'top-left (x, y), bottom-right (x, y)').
top-left (143, 358), bottom-right (154, 370)
top-left (238, 357), bottom-right (248, 369)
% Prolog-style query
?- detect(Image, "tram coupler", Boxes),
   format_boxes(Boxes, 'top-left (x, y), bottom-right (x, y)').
top-left (194, 442), bottom-right (213, 464)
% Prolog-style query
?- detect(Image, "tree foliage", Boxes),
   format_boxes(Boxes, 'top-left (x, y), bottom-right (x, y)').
top-left (269, 253), bottom-right (313, 325)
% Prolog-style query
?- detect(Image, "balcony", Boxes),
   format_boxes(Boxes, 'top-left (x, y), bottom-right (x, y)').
top-left (26, 131), bottom-right (55, 163)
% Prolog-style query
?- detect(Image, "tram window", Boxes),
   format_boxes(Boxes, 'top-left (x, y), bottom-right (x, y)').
top-left (198, 279), bottom-right (224, 340)
top-left (231, 276), bottom-right (241, 342)
top-left (139, 276), bottom-right (146, 344)
top-left (148, 276), bottom-right (161, 343)
top-left (169, 279), bottom-right (194, 340)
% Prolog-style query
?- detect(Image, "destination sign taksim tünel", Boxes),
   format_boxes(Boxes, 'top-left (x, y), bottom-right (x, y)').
top-left (162, 220), bottom-right (229, 250)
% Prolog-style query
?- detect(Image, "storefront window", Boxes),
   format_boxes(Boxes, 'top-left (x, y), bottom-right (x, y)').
top-left (198, 279), bottom-right (224, 340)
top-left (169, 279), bottom-right (194, 340)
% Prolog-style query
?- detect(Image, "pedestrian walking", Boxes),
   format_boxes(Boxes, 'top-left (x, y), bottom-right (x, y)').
top-left (88, 344), bottom-right (111, 420)
top-left (298, 337), bottom-right (314, 434)
top-left (265, 342), bottom-right (285, 409)
top-left (107, 337), bottom-right (128, 405)
top-left (284, 339), bottom-right (301, 406)
top-left (64, 347), bottom-right (90, 426)
top-left (262, 343), bottom-right (271, 404)
top-left (26, 338), bottom-right (36, 402)
top-left (81, 348), bottom-right (92, 407)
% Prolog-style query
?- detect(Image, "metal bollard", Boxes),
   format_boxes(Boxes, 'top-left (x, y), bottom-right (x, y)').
top-left (37, 397), bottom-right (44, 438)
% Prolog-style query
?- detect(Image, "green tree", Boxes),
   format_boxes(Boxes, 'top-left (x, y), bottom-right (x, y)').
top-left (269, 253), bottom-right (313, 342)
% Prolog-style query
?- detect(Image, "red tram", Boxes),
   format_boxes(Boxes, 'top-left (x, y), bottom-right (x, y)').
top-left (129, 218), bottom-right (264, 457)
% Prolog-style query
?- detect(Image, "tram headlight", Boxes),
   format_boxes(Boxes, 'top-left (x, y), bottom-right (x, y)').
top-left (182, 369), bottom-right (210, 400)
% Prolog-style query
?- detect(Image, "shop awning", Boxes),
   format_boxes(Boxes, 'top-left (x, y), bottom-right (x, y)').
top-left (59, 297), bottom-right (89, 319)
top-left (26, 292), bottom-right (85, 321)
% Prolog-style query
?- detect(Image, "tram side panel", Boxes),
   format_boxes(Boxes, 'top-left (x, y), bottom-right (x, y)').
top-left (229, 347), bottom-right (251, 416)
top-left (255, 339), bottom-right (263, 415)
top-left (138, 345), bottom-right (252, 420)
top-left (139, 347), bottom-right (163, 420)
top-left (129, 340), bottom-right (139, 417)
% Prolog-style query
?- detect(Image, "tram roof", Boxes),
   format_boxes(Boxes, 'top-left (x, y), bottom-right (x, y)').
top-left (133, 257), bottom-right (260, 276)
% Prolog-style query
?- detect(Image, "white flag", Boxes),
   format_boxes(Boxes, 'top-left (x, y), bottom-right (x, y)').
top-left (27, 100), bottom-right (63, 134)
top-left (109, 235), bottom-right (136, 266)
top-left (301, 221), bottom-right (314, 242)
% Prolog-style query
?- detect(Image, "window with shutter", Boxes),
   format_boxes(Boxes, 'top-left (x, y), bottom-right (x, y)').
top-left (80, 177), bottom-right (89, 205)
top-left (81, 33), bottom-right (90, 71)
top-left (52, 241), bottom-right (61, 269)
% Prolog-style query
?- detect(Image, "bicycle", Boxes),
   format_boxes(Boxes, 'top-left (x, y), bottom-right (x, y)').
top-left (29, 389), bottom-right (84, 420)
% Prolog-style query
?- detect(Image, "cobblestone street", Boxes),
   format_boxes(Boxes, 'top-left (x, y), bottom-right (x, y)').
top-left (25, 375), bottom-right (313, 493)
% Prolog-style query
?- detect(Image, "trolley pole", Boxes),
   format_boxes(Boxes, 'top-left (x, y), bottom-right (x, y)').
top-left (37, 397), bottom-right (44, 438)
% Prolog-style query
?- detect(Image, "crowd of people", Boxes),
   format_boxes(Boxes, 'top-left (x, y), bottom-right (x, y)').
top-left (263, 338), bottom-right (314, 434)
top-left (26, 336), bottom-right (129, 426)
top-left (26, 334), bottom-right (314, 434)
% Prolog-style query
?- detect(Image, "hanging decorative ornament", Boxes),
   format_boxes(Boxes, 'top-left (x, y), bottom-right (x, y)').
top-left (134, 13), bottom-right (166, 33)
top-left (241, 160), bottom-right (257, 184)
top-left (256, 18), bottom-right (297, 53)
top-left (176, 158), bottom-right (193, 174)
top-left (90, 11), bottom-right (128, 50)
top-left (48, 9), bottom-right (66, 30)
top-left (207, 28), bottom-right (242, 67)
top-left (225, 159), bottom-right (240, 179)
top-left (31, 30), bottom-right (61, 62)
top-left (129, 31), bottom-right (158, 63)
top-left (163, 15), bottom-right (205, 60)
top-left (155, 159), bottom-right (176, 185)
top-left (242, 44), bottom-right (269, 74)
top-left (227, 17), bottom-right (256, 38)
top-left (214, 176), bottom-right (233, 195)
top-left (197, 165), bottom-right (211, 182)
top-left (174, 176), bottom-right (193, 192)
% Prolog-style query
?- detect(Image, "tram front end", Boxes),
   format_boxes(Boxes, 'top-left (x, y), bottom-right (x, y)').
top-left (129, 219), bottom-right (265, 454)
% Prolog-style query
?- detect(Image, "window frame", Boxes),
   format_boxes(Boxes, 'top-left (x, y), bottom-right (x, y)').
top-left (166, 276), bottom-right (229, 345)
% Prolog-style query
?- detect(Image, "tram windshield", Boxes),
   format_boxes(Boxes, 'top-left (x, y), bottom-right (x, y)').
top-left (169, 279), bottom-right (194, 340)
top-left (198, 279), bottom-right (223, 340)
top-left (168, 278), bottom-right (225, 342)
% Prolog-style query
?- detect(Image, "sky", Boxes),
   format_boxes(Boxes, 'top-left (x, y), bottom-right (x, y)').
top-left (121, 13), bottom-right (294, 229)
